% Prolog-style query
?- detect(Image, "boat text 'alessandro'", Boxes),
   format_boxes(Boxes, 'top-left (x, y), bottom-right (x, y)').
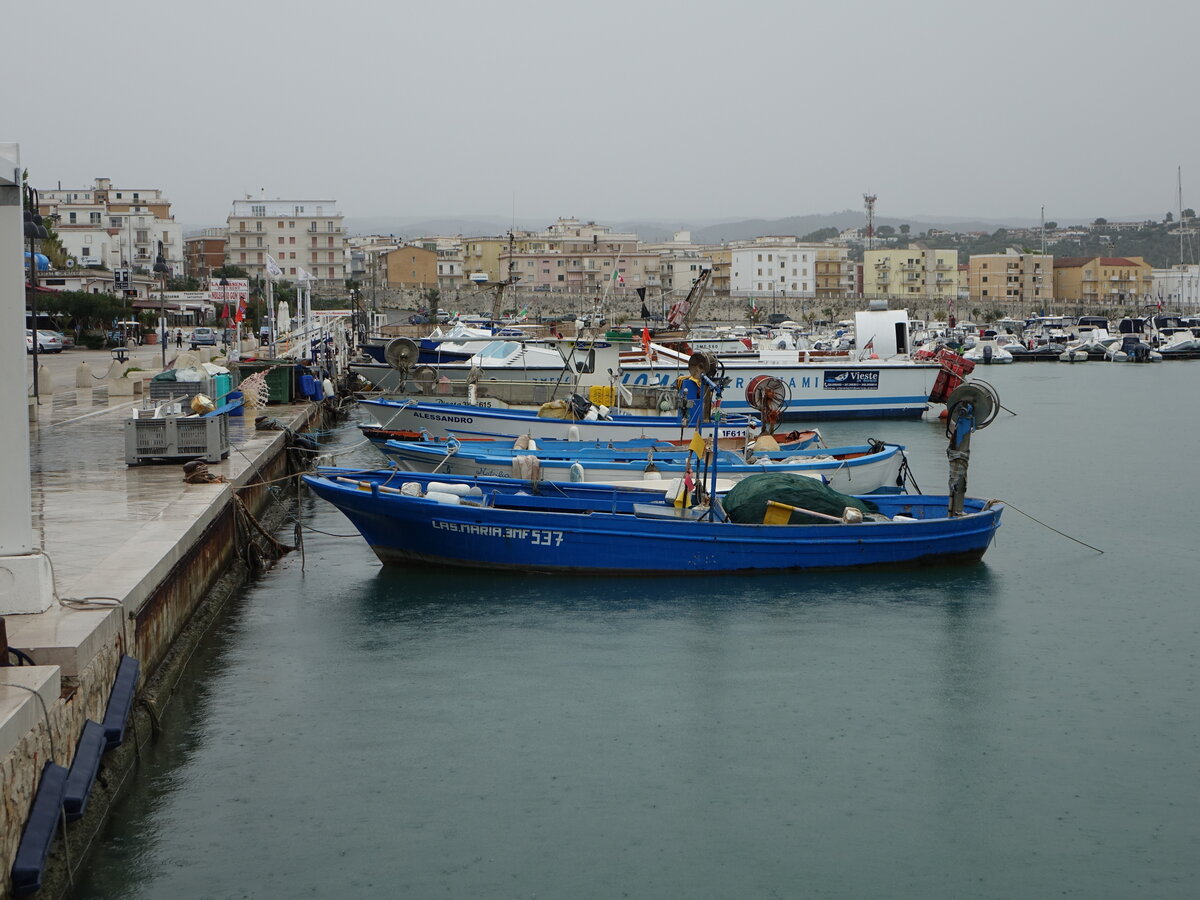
top-left (414, 411), bottom-right (475, 423)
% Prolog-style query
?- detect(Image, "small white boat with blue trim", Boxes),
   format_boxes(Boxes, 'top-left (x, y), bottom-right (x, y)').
top-left (378, 435), bottom-right (907, 495)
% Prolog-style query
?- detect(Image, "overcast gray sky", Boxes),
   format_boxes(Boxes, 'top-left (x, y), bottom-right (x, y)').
top-left (4, 0), bottom-right (1196, 228)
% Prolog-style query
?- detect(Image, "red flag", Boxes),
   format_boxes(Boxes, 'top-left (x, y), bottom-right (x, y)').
top-left (641, 327), bottom-right (651, 355)
top-left (221, 302), bottom-right (230, 322)
top-left (235, 298), bottom-right (247, 323)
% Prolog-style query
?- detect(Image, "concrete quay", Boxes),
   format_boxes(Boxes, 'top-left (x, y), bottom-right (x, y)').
top-left (1, 373), bottom-right (328, 897)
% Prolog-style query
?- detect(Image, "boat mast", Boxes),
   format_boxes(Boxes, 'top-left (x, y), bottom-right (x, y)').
top-left (1179, 166), bottom-right (1186, 309)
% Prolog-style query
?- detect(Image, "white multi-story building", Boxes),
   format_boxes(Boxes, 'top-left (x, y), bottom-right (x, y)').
top-left (226, 199), bottom-right (346, 291)
top-left (37, 177), bottom-right (183, 276)
top-left (1151, 264), bottom-right (1200, 309)
top-left (729, 237), bottom-right (820, 298)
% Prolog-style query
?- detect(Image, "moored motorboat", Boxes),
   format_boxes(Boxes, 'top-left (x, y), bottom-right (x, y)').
top-left (358, 396), bottom-right (759, 442)
top-left (378, 436), bottom-right (906, 494)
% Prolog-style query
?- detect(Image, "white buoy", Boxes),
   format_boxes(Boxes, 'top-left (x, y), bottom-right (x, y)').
top-left (569, 462), bottom-right (586, 482)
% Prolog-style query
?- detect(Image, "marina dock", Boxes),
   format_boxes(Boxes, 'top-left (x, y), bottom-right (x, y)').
top-left (1, 382), bottom-right (329, 897)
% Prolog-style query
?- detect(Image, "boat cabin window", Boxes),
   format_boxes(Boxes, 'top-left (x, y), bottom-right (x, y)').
top-left (477, 341), bottom-right (520, 359)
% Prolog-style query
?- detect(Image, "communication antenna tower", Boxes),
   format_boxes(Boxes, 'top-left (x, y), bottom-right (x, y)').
top-left (863, 194), bottom-right (877, 251)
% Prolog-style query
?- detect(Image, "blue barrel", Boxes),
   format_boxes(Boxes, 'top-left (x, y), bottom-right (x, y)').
top-left (226, 390), bottom-right (244, 416)
top-left (298, 373), bottom-right (315, 399)
top-left (311, 379), bottom-right (324, 401)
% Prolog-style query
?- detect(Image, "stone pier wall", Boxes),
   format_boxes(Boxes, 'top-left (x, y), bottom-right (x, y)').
top-left (0, 403), bottom-right (327, 898)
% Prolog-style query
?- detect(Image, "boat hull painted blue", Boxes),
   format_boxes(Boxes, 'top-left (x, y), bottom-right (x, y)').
top-left (304, 471), bottom-right (1001, 575)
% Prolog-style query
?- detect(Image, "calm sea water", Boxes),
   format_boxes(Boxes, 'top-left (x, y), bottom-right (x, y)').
top-left (74, 363), bottom-right (1198, 899)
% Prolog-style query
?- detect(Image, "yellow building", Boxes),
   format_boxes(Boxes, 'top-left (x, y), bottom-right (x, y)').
top-left (815, 246), bottom-right (854, 299)
top-left (384, 245), bottom-right (438, 289)
top-left (462, 236), bottom-right (511, 283)
top-left (968, 249), bottom-right (1051, 304)
top-left (863, 244), bottom-right (958, 300)
top-left (1052, 256), bottom-right (1153, 304)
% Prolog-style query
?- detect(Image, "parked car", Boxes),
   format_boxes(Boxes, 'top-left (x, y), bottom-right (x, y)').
top-left (435, 309), bottom-right (451, 324)
top-left (190, 327), bottom-right (218, 348)
top-left (26, 329), bottom-right (64, 353)
top-left (408, 314), bottom-right (429, 325)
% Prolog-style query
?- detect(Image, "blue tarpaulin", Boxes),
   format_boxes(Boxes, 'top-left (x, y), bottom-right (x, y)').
top-left (23, 251), bottom-right (50, 271)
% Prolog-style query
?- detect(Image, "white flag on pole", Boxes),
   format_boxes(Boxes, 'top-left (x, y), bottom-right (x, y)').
top-left (265, 254), bottom-right (283, 280)
top-left (297, 267), bottom-right (314, 282)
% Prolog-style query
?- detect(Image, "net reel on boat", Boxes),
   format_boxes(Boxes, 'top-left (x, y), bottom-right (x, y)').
top-left (384, 337), bottom-right (420, 373)
top-left (745, 375), bottom-right (790, 434)
top-left (944, 379), bottom-right (1000, 516)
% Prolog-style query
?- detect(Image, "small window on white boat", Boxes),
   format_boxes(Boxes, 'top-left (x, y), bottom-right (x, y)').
top-left (478, 341), bottom-right (520, 360)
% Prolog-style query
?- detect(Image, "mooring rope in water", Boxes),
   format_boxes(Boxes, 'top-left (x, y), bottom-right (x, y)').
top-left (999, 500), bottom-right (1104, 554)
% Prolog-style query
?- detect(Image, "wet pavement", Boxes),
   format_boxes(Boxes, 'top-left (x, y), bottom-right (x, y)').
top-left (8, 366), bottom-right (314, 677)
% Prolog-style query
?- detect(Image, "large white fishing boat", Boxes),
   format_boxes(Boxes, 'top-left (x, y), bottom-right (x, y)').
top-left (621, 305), bottom-right (943, 420)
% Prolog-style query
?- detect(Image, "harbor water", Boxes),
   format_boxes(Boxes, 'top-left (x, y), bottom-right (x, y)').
top-left (73, 363), bottom-right (1197, 898)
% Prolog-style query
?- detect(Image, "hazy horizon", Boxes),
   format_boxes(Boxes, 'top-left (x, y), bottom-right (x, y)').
top-left (4, 0), bottom-right (1195, 230)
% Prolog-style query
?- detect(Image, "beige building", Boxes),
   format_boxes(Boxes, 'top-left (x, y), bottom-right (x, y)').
top-left (967, 249), bottom-right (1051, 305)
top-left (226, 199), bottom-right (346, 291)
top-left (1052, 256), bottom-right (1153, 304)
top-left (706, 247), bottom-right (731, 295)
top-left (409, 237), bottom-right (466, 292)
top-left (863, 244), bottom-right (958, 301)
top-left (815, 246), bottom-right (855, 299)
top-left (384, 246), bottom-right (438, 289)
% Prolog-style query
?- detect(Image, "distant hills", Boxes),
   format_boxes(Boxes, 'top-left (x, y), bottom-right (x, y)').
top-left (341, 210), bottom-right (1049, 242)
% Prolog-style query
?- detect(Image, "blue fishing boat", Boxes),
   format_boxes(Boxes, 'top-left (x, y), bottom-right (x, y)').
top-left (302, 469), bottom-right (1003, 574)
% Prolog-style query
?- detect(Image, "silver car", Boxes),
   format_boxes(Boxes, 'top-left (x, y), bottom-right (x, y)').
top-left (26, 329), bottom-right (64, 353)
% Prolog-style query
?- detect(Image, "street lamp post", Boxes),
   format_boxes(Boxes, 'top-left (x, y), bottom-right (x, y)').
top-left (154, 240), bottom-right (169, 369)
top-left (218, 275), bottom-right (230, 354)
top-left (24, 186), bottom-right (48, 402)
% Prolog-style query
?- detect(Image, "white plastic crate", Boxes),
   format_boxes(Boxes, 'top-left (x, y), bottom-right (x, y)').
top-left (124, 413), bottom-right (229, 465)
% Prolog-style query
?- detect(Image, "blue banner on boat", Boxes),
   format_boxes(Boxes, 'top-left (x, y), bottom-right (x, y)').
top-left (824, 370), bottom-right (880, 390)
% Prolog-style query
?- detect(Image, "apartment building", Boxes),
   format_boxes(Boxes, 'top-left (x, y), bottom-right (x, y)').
top-left (226, 199), bottom-right (345, 290)
top-left (37, 177), bottom-right (183, 275)
top-left (967, 248), bottom-right (1051, 305)
top-left (383, 246), bottom-right (438, 289)
top-left (706, 247), bottom-right (731, 295)
top-left (1052, 256), bottom-right (1153, 304)
top-left (729, 237), bottom-right (823, 298)
top-left (183, 228), bottom-right (227, 281)
top-left (815, 246), bottom-right (855, 299)
top-left (501, 245), bottom-right (659, 293)
top-left (863, 244), bottom-right (958, 301)
top-left (409, 237), bottom-right (466, 292)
